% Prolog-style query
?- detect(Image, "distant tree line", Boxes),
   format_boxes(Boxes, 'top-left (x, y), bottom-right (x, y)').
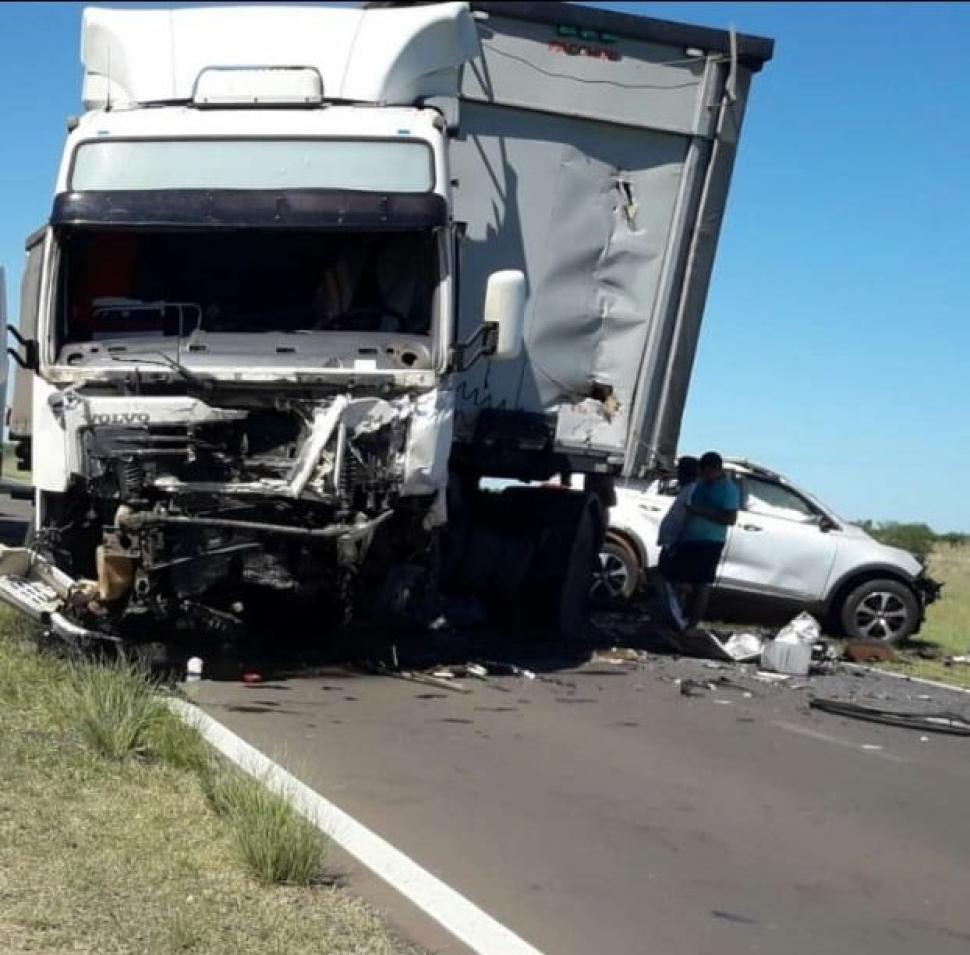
top-left (855, 521), bottom-right (969, 559)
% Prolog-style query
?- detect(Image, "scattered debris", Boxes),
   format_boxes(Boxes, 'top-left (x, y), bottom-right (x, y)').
top-left (680, 679), bottom-right (713, 698)
top-left (475, 660), bottom-right (537, 680)
top-left (753, 671), bottom-right (792, 684)
top-left (431, 664), bottom-right (489, 681)
top-left (844, 641), bottom-right (897, 664)
top-left (676, 628), bottom-right (763, 663)
top-left (376, 664), bottom-right (471, 694)
top-left (592, 647), bottom-right (649, 665)
top-left (809, 698), bottom-right (970, 737)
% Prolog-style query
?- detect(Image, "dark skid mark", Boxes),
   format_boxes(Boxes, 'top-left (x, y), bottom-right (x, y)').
top-left (343, 696), bottom-right (360, 702)
top-left (224, 704), bottom-right (294, 715)
top-left (244, 683), bottom-right (291, 692)
top-left (434, 718), bottom-right (475, 725)
top-left (415, 693), bottom-right (448, 700)
top-left (474, 706), bottom-right (518, 713)
top-left (612, 720), bottom-right (640, 727)
top-left (555, 697), bottom-right (596, 704)
top-left (711, 910), bottom-right (760, 926)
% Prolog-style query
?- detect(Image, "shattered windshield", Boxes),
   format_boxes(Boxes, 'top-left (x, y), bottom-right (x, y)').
top-left (56, 229), bottom-right (439, 348)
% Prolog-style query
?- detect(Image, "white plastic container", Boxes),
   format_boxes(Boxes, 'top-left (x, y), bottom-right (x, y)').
top-left (185, 656), bottom-right (204, 682)
top-left (760, 639), bottom-right (811, 676)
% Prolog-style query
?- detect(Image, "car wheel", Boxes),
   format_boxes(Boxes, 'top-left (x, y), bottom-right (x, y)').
top-left (591, 536), bottom-right (640, 604)
top-left (839, 578), bottom-right (919, 645)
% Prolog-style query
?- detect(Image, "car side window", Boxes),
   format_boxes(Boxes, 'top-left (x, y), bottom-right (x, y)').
top-left (656, 478), bottom-right (680, 497)
top-left (743, 477), bottom-right (817, 523)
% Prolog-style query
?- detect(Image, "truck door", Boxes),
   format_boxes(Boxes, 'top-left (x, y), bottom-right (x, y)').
top-left (718, 475), bottom-right (838, 602)
top-left (6, 228), bottom-right (46, 476)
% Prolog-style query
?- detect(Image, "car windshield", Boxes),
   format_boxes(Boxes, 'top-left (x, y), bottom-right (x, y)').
top-left (55, 228), bottom-right (438, 346)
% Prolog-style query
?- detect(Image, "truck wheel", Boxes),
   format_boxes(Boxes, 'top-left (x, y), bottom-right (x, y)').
top-left (839, 578), bottom-right (919, 645)
top-left (556, 499), bottom-right (601, 641)
top-left (591, 535), bottom-right (640, 605)
top-left (523, 492), bottom-right (602, 642)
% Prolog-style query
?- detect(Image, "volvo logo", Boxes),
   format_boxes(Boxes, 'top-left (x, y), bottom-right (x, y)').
top-left (92, 412), bottom-right (151, 426)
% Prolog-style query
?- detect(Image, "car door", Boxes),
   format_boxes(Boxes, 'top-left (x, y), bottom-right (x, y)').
top-left (609, 477), bottom-right (676, 567)
top-left (717, 475), bottom-right (839, 601)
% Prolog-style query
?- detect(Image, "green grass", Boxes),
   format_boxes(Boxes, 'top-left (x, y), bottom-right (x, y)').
top-left (55, 655), bottom-right (168, 760)
top-left (0, 612), bottom-right (418, 954)
top-left (881, 543), bottom-right (970, 689)
top-left (204, 768), bottom-right (326, 886)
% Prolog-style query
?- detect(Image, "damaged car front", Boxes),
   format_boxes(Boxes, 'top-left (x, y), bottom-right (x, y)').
top-left (3, 121), bottom-right (457, 645)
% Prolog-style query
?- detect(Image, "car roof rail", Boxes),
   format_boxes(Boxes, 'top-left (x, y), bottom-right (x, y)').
top-left (724, 457), bottom-right (784, 482)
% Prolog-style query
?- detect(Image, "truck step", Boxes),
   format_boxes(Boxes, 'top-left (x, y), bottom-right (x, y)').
top-left (0, 574), bottom-right (60, 620)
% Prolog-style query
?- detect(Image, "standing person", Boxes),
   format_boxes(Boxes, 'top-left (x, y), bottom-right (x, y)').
top-left (655, 456), bottom-right (700, 630)
top-left (672, 451), bottom-right (740, 628)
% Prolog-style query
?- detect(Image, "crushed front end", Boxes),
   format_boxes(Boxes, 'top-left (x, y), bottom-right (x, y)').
top-left (7, 386), bottom-right (449, 644)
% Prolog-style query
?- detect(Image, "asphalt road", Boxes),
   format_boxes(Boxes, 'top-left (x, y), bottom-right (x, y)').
top-left (190, 643), bottom-right (970, 955)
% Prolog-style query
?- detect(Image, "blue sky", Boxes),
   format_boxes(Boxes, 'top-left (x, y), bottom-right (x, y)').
top-left (1, 2), bottom-right (967, 530)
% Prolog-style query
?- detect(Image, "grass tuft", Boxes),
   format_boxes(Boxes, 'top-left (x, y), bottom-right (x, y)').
top-left (204, 767), bottom-right (326, 885)
top-left (145, 707), bottom-right (215, 775)
top-left (55, 654), bottom-right (166, 760)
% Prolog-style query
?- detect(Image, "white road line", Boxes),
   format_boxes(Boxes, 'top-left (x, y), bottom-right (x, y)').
top-left (770, 720), bottom-right (909, 763)
top-left (167, 698), bottom-right (544, 955)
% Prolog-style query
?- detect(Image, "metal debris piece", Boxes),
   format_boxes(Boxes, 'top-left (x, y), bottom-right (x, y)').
top-left (680, 679), bottom-right (713, 697)
top-left (753, 671), bottom-right (791, 683)
top-left (475, 660), bottom-right (537, 680)
top-left (376, 664), bottom-right (471, 694)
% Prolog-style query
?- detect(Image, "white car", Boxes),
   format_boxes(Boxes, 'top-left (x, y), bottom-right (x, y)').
top-left (592, 459), bottom-right (941, 643)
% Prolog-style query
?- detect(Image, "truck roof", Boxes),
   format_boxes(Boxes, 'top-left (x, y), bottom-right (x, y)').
top-left (378, 1), bottom-right (774, 70)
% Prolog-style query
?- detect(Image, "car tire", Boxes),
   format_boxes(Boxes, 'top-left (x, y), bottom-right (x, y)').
top-left (591, 535), bottom-right (641, 605)
top-left (839, 578), bottom-right (920, 645)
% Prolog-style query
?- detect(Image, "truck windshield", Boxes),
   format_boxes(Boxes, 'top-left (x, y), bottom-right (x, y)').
top-left (56, 229), bottom-right (438, 344)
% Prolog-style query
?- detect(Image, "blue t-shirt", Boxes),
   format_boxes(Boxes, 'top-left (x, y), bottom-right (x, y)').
top-left (681, 476), bottom-right (741, 544)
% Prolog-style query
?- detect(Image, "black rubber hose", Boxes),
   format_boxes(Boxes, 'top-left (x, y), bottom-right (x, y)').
top-left (809, 698), bottom-right (970, 737)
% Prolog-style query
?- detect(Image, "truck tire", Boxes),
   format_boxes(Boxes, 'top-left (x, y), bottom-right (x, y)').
top-left (839, 578), bottom-right (920, 645)
top-left (521, 490), bottom-right (602, 642)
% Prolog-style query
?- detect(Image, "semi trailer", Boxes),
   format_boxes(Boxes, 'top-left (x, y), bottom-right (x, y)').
top-left (0, 1), bottom-right (772, 645)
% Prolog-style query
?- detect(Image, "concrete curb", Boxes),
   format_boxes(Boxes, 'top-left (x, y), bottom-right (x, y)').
top-left (843, 662), bottom-right (970, 697)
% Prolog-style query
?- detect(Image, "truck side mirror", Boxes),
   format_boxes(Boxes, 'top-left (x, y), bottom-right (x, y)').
top-left (452, 269), bottom-right (526, 371)
top-left (483, 269), bottom-right (525, 361)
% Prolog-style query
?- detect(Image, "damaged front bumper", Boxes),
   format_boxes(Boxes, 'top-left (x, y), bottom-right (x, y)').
top-left (0, 545), bottom-right (117, 643)
top-left (915, 571), bottom-right (943, 611)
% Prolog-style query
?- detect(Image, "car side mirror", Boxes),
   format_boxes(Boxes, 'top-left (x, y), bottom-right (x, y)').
top-left (818, 515), bottom-right (838, 533)
top-left (452, 269), bottom-right (526, 370)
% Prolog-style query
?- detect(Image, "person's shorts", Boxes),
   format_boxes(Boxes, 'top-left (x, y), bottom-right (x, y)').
top-left (659, 541), bottom-right (725, 585)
